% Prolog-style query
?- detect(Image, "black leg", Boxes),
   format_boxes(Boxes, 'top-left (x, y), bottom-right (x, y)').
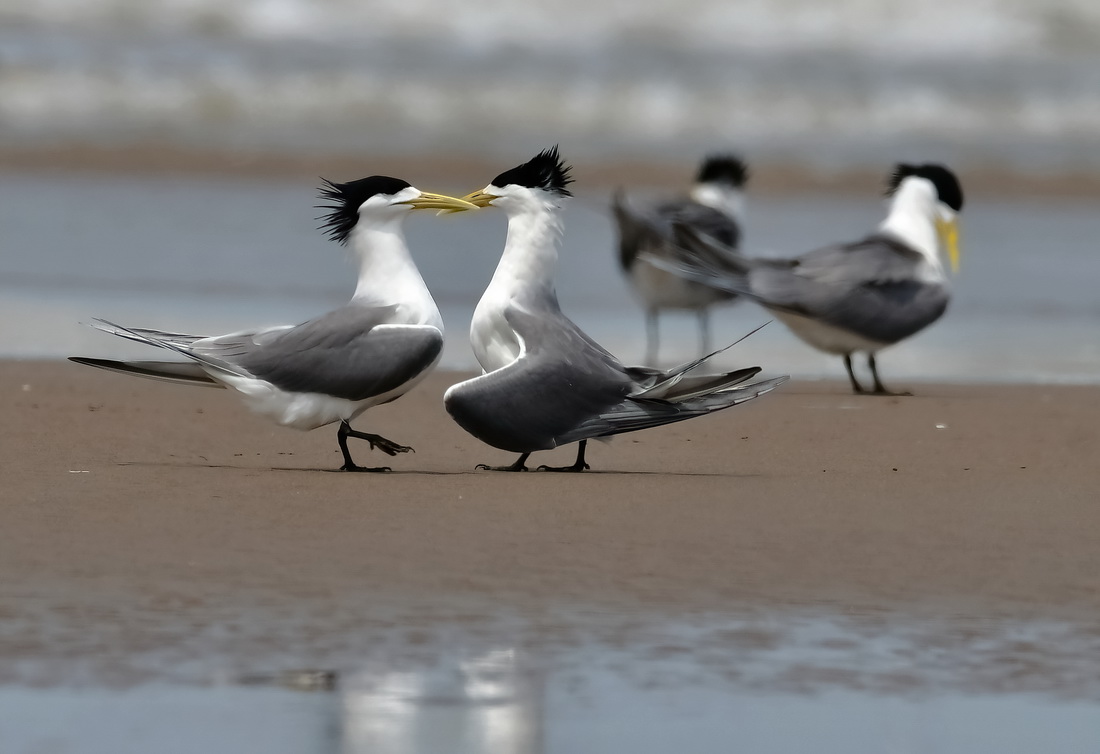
top-left (645, 309), bottom-right (659, 365)
top-left (868, 354), bottom-right (912, 396)
top-left (337, 420), bottom-right (412, 472)
top-left (476, 453), bottom-right (531, 472)
top-left (697, 308), bottom-right (711, 357)
top-left (340, 420), bottom-right (414, 455)
top-left (537, 440), bottom-right (591, 472)
top-left (843, 354), bottom-right (866, 394)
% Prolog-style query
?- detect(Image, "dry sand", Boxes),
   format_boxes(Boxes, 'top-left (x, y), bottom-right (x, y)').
top-left (4, 359), bottom-right (1099, 628)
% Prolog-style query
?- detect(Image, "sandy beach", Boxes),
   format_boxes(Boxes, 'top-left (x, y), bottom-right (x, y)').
top-left (5, 359), bottom-right (1099, 625)
top-left (6, 4), bottom-right (1100, 747)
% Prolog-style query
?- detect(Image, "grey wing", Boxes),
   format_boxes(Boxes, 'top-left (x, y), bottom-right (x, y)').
top-left (612, 191), bottom-right (660, 270)
top-left (189, 304), bottom-right (397, 358)
top-left (750, 236), bottom-right (950, 342)
top-left (661, 222), bottom-right (753, 281)
top-left (560, 375), bottom-right (788, 444)
top-left (654, 200), bottom-right (740, 247)
top-left (445, 307), bottom-right (632, 453)
top-left (613, 193), bottom-right (739, 271)
top-left (203, 305), bottom-right (442, 401)
top-left (521, 289), bottom-right (621, 364)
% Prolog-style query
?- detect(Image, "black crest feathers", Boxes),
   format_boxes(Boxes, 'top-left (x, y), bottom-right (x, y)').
top-left (490, 146), bottom-right (574, 197)
top-left (316, 175), bottom-right (413, 245)
top-left (885, 163), bottom-right (964, 212)
top-left (697, 154), bottom-right (749, 187)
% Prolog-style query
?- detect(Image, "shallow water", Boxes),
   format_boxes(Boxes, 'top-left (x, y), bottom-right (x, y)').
top-left (3, 601), bottom-right (1100, 753)
top-left (4, 683), bottom-right (1100, 754)
top-left (2, 171), bottom-right (1098, 383)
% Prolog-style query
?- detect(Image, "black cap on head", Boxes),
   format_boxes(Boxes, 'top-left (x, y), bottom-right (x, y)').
top-left (490, 146), bottom-right (574, 197)
top-left (886, 163), bottom-right (964, 212)
top-left (696, 154), bottom-right (749, 187)
top-left (316, 176), bottom-right (413, 245)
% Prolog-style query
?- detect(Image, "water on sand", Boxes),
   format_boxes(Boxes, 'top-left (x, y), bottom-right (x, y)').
top-left (3, 599), bottom-right (1100, 753)
top-left (2, 171), bottom-right (1099, 384)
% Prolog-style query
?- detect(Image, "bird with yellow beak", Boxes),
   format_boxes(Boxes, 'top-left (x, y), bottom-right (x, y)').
top-left (70, 176), bottom-right (477, 471)
top-left (653, 162), bottom-right (964, 395)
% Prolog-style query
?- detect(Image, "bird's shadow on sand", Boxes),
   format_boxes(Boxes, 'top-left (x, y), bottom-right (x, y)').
top-left (116, 461), bottom-right (750, 478)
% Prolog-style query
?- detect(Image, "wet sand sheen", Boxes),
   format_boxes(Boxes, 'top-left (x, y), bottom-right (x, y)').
top-left (5, 360), bottom-right (1099, 623)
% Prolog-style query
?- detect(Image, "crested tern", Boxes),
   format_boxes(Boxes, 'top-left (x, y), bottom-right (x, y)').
top-left (443, 147), bottom-right (787, 472)
top-left (70, 176), bottom-right (476, 471)
top-left (662, 163), bottom-right (964, 395)
top-left (612, 154), bottom-right (749, 363)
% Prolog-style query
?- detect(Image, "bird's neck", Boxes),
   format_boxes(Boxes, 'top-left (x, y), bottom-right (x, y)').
top-left (878, 182), bottom-right (943, 272)
top-left (486, 203), bottom-right (563, 307)
top-left (348, 223), bottom-right (442, 329)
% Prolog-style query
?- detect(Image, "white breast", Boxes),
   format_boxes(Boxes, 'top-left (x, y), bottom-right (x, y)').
top-left (470, 289), bottom-right (523, 373)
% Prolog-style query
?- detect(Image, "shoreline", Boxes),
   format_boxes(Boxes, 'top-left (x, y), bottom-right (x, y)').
top-left (3, 143), bottom-right (1100, 198)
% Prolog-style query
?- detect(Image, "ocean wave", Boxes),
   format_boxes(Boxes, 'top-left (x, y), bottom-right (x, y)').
top-left (4, 0), bottom-right (1100, 57)
top-left (1, 1), bottom-right (1098, 170)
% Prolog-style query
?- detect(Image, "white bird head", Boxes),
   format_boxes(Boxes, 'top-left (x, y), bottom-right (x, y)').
top-left (885, 163), bottom-right (964, 272)
top-left (690, 152), bottom-right (749, 219)
top-left (316, 176), bottom-right (476, 244)
top-left (456, 146), bottom-right (574, 215)
top-left (695, 153), bottom-right (749, 189)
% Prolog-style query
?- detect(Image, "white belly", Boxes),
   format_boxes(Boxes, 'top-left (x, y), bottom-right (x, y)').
top-left (217, 344), bottom-right (442, 431)
top-left (630, 258), bottom-right (732, 310)
top-left (774, 310), bottom-right (888, 355)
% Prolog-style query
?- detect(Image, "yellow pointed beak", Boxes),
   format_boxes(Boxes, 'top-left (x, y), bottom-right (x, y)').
top-left (401, 191), bottom-right (479, 212)
top-left (437, 189), bottom-right (496, 215)
top-left (936, 217), bottom-right (960, 273)
top-left (457, 190), bottom-right (496, 208)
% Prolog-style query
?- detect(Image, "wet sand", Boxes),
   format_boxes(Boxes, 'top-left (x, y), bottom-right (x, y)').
top-left (5, 359), bottom-right (1100, 627)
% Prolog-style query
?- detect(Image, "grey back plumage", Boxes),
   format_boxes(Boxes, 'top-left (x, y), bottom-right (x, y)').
top-left (208, 305), bottom-right (443, 402)
top-left (668, 226), bottom-right (950, 345)
top-left (445, 302), bottom-right (786, 453)
top-left (446, 305), bottom-right (635, 452)
top-left (746, 235), bottom-right (949, 343)
top-left (87, 306), bottom-right (443, 404)
top-left (613, 193), bottom-right (741, 273)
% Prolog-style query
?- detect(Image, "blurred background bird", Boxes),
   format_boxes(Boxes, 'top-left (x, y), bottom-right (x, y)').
top-left (662, 163), bottom-right (963, 394)
top-left (612, 154), bottom-right (749, 364)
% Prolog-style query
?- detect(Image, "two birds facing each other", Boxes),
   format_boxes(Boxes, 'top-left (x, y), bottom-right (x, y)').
top-left (613, 154), bottom-right (964, 395)
top-left (72, 148), bottom-right (787, 473)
